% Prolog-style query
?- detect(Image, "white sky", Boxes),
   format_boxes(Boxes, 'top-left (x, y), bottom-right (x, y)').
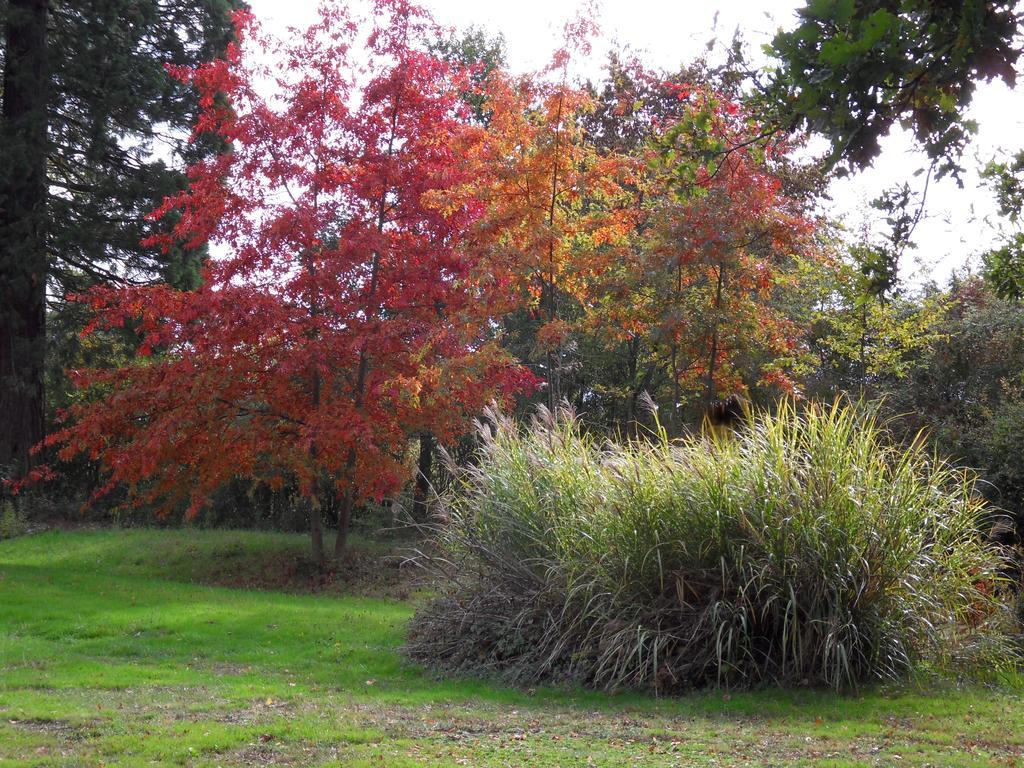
top-left (247, 0), bottom-right (1024, 288)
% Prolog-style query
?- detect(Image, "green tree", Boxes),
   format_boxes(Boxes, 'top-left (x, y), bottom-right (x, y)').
top-left (0, 0), bottom-right (49, 477)
top-left (882, 276), bottom-right (1024, 534)
top-left (980, 151), bottom-right (1024, 300)
top-left (431, 25), bottom-right (506, 126)
top-left (764, 0), bottom-right (1020, 180)
top-left (0, 0), bottom-right (241, 475)
top-left (805, 253), bottom-right (947, 395)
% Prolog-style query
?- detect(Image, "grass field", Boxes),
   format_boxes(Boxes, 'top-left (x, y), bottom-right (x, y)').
top-left (1, 528), bottom-right (1022, 767)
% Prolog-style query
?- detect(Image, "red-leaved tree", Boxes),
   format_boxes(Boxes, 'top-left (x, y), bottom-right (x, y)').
top-left (586, 85), bottom-right (815, 425)
top-left (46, 0), bottom-right (530, 563)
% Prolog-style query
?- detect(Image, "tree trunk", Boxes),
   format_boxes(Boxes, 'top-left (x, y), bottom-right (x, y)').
top-left (626, 335), bottom-right (639, 425)
top-left (411, 431), bottom-right (434, 522)
top-left (334, 469), bottom-right (354, 558)
top-left (0, 0), bottom-right (50, 477)
top-left (705, 263), bottom-right (726, 405)
top-left (308, 492), bottom-right (325, 566)
top-left (859, 301), bottom-right (869, 391)
top-left (333, 80), bottom-right (402, 559)
top-left (308, 367), bottom-right (325, 566)
top-left (544, 88), bottom-right (565, 413)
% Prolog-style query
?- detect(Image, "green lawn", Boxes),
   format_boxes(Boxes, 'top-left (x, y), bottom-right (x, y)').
top-left (1, 528), bottom-right (1022, 767)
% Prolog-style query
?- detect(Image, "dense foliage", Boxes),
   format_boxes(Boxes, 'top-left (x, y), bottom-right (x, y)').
top-left (1, 0), bottom-right (1022, 702)
top-left (408, 402), bottom-right (1019, 690)
top-left (37, 3), bottom-right (823, 548)
top-left (764, 0), bottom-right (1020, 180)
top-left (865, 277), bottom-right (1024, 537)
top-left (44, 1), bottom-right (537, 562)
top-left (2, 1), bottom-right (1022, 608)
top-left (0, 0), bottom-right (242, 474)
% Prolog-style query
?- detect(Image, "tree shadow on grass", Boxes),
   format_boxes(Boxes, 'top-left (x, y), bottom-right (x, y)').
top-left (1, 530), bottom-right (1021, 729)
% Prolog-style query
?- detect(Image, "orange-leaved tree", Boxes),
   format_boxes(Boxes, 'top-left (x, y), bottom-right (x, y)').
top-left (584, 84), bottom-right (817, 426)
top-left (646, 87), bottom-right (815, 409)
top-left (457, 17), bottom-right (638, 411)
top-left (46, 0), bottom-right (532, 563)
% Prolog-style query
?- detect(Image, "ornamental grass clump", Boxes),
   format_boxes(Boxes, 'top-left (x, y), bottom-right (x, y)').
top-left (406, 401), bottom-right (1020, 691)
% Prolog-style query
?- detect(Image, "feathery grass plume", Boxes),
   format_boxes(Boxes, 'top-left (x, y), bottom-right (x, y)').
top-left (406, 400), bottom-right (1020, 691)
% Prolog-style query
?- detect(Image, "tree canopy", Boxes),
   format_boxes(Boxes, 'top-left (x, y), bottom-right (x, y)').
top-left (1, 0), bottom-right (241, 474)
top-left (764, 0), bottom-right (1020, 180)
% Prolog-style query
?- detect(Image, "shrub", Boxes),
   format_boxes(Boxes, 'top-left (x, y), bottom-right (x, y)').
top-left (406, 401), bottom-right (1021, 691)
top-left (0, 499), bottom-right (27, 540)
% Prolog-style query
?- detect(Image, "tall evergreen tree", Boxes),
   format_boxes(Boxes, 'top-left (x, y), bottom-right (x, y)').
top-left (0, 0), bottom-right (241, 475)
top-left (0, 0), bottom-right (49, 477)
